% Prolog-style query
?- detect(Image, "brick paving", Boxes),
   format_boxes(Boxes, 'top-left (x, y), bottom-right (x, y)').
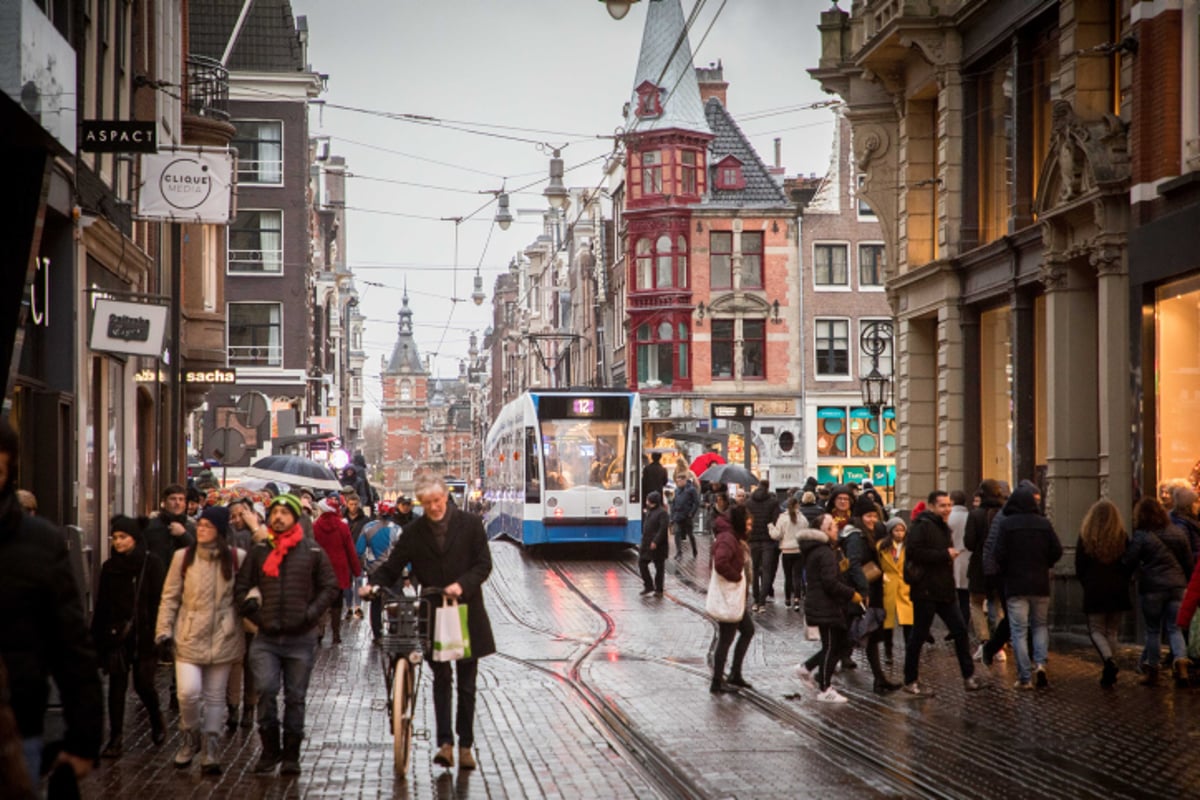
top-left (65, 532), bottom-right (1200, 799)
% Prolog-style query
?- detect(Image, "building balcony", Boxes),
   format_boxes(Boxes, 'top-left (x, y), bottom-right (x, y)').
top-left (229, 344), bottom-right (283, 368)
top-left (182, 55), bottom-right (235, 147)
top-left (627, 290), bottom-right (692, 311)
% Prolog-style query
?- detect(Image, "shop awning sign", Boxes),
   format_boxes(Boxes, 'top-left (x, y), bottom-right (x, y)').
top-left (89, 298), bottom-right (168, 357)
top-left (80, 120), bottom-right (157, 153)
top-left (137, 147), bottom-right (234, 223)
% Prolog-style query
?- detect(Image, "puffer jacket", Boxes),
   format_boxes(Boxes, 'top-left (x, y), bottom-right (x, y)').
top-left (905, 510), bottom-right (957, 603)
top-left (745, 486), bottom-right (780, 543)
top-left (313, 510), bottom-right (362, 590)
top-left (802, 539), bottom-right (855, 628)
top-left (711, 526), bottom-right (746, 583)
top-left (1123, 525), bottom-right (1191, 595)
top-left (156, 545), bottom-right (246, 665)
top-left (234, 524), bottom-right (339, 636)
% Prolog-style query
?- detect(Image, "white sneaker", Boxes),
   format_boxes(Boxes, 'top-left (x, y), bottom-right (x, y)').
top-left (995, 649), bottom-right (1007, 662)
top-left (973, 644), bottom-right (984, 662)
top-left (794, 663), bottom-right (817, 689)
top-left (816, 686), bottom-right (849, 704)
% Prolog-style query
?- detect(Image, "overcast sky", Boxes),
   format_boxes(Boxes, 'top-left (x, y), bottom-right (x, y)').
top-left (289, 0), bottom-right (836, 419)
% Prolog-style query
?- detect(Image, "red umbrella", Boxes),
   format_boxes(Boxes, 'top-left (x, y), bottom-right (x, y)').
top-left (690, 451), bottom-right (726, 476)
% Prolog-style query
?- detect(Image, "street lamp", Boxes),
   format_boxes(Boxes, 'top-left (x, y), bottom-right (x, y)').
top-left (543, 149), bottom-right (569, 211)
top-left (600, 0), bottom-right (641, 20)
top-left (494, 191), bottom-right (513, 230)
top-left (859, 320), bottom-right (893, 415)
top-left (471, 269), bottom-right (486, 306)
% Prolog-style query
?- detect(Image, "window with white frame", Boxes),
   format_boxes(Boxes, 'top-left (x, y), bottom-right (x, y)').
top-left (814, 243), bottom-right (849, 287)
top-left (232, 120), bottom-right (283, 184)
top-left (859, 243), bottom-right (885, 287)
top-left (815, 318), bottom-right (850, 376)
top-left (229, 210), bottom-right (283, 273)
top-left (227, 302), bottom-right (282, 366)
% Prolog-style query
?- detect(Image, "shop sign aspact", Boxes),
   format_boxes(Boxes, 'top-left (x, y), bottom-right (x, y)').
top-left (80, 120), bottom-right (157, 153)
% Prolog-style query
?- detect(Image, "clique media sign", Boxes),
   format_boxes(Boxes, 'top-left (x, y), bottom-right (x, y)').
top-left (138, 146), bottom-right (233, 223)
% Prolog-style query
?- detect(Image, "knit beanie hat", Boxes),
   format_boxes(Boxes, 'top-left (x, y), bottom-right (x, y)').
top-left (110, 514), bottom-right (144, 544)
top-left (198, 505), bottom-right (230, 538)
top-left (852, 494), bottom-right (880, 518)
top-left (267, 493), bottom-right (302, 521)
top-left (886, 516), bottom-right (907, 535)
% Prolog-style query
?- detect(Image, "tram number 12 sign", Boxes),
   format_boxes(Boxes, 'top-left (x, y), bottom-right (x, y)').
top-left (711, 403), bottom-right (754, 420)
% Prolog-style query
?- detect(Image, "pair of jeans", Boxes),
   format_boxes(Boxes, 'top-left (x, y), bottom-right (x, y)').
top-left (1087, 611), bottom-right (1123, 662)
top-left (176, 661), bottom-right (234, 735)
top-left (108, 652), bottom-right (161, 737)
top-left (430, 658), bottom-right (479, 748)
top-left (904, 599), bottom-right (974, 685)
top-left (750, 542), bottom-right (775, 605)
top-left (712, 610), bottom-right (755, 682)
top-left (1139, 590), bottom-right (1187, 666)
top-left (780, 552), bottom-right (802, 603)
top-left (1006, 595), bottom-right (1050, 684)
top-left (250, 631), bottom-right (318, 736)
top-left (638, 556), bottom-right (666, 594)
top-left (673, 518), bottom-right (696, 557)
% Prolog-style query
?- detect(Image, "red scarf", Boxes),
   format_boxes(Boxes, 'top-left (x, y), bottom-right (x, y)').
top-left (262, 522), bottom-right (304, 578)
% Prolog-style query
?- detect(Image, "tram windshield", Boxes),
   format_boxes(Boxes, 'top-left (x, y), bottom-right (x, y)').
top-left (539, 419), bottom-right (628, 491)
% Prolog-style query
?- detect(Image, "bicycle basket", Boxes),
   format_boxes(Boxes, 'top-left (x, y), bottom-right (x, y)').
top-left (381, 596), bottom-right (430, 660)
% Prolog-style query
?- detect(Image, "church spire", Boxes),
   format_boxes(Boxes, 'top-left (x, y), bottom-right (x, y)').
top-left (625, 0), bottom-right (709, 135)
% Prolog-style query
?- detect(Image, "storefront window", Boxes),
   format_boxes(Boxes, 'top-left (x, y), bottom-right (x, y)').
top-left (1156, 275), bottom-right (1200, 484)
top-left (977, 54), bottom-right (1013, 244)
top-left (816, 407), bottom-right (847, 457)
top-left (980, 306), bottom-right (1013, 481)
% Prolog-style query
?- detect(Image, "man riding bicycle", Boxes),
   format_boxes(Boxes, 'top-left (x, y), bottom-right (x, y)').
top-left (360, 475), bottom-right (495, 771)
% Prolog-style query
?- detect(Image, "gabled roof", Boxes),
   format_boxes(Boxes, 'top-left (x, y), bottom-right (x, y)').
top-left (189, 0), bottom-right (306, 73)
top-left (624, 0), bottom-right (709, 136)
top-left (384, 293), bottom-right (426, 375)
top-left (703, 97), bottom-right (789, 208)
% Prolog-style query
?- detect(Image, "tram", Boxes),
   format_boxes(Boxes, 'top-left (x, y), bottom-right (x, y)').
top-left (483, 390), bottom-right (642, 547)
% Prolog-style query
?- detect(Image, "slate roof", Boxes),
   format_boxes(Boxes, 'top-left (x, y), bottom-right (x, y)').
top-left (189, 0), bottom-right (305, 73)
top-left (703, 97), bottom-right (789, 208)
top-left (624, 0), bottom-right (708, 136)
top-left (384, 293), bottom-right (426, 375)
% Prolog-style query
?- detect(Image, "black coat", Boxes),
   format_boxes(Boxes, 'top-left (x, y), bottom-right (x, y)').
top-left (993, 488), bottom-right (1063, 597)
top-left (802, 539), bottom-right (855, 628)
top-left (235, 524), bottom-right (340, 636)
top-left (1074, 545), bottom-right (1133, 614)
top-left (1123, 525), bottom-right (1191, 595)
top-left (143, 511), bottom-right (195, 592)
top-left (371, 508), bottom-right (497, 660)
top-left (641, 461), bottom-right (668, 498)
top-left (904, 511), bottom-right (957, 603)
top-left (91, 547), bottom-right (165, 661)
top-left (964, 499), bottom-right (1003, 593)
top-left (639, 506), bottom-right (669, 561)
top-left (746, 487), bottom-right (781, 543)
top-left (839, 520), bottom-right (884, 608)
top-left (799, 503), bottom-right (825, 526)
top-left (0, 498), bottom-right (103, 759)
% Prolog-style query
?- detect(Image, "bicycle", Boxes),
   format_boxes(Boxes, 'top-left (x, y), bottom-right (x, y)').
top-left (368, 583), bottom-right (435, 776)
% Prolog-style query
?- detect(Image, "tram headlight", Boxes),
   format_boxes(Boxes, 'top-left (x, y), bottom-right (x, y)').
top-left (546, 497), bottom-right (558, 508)
top-left (612, 497), bottom-right (623, 507)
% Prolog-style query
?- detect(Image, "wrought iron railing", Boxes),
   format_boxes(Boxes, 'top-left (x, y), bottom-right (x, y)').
top-left (185, 55), bottom-right (230, 122)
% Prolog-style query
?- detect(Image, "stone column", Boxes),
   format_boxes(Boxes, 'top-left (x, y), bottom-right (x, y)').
top-left (1093, 241), bottom-right (1132, 526)
top-left (899, 315), bottom-right (938, 506)
top-left (937, 299), bottom-right (965, 493)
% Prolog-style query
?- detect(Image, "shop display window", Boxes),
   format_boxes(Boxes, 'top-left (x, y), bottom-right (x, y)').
top-left (1156, 275), bottom-right (1200, 485)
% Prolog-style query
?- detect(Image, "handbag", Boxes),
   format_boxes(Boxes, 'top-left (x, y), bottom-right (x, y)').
top-left (705, 568), bottom-right (746, 623)
top-left (861, 561), bottom-right (883, 584)
top-left (432, 598), bottom-right (471, 662)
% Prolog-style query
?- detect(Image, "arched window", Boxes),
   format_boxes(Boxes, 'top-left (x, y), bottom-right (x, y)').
top-left (633, 234), bottom-right (688, 291)
top-left (636, 316), bottom-right (690, 389)
top-left (400, 380), bottom-right (412, 401)
top-left (636, 238), bottom-right (653, 290)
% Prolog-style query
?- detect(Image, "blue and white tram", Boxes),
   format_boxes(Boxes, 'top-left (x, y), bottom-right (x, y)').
top-left (483, 390), bottom-right (642, 547)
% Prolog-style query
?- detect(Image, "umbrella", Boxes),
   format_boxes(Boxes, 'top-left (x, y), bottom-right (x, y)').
top-left (243, 454), bottom-right (343, 492)
top-left (690, 451), bottom-right (726, 476)
top-left (699, 463), bottom-right (758, 488)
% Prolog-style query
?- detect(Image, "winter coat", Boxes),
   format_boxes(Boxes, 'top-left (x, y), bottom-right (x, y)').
top-left (1123, 525), bottom-right (1191, 595)
top-left (642, 461), bottom-right (668, 499)
top-left (156, 545), bottom-right (246, 665)
top-left (357, 519), bottom-right (398, 572)
top-left (0, 494), bottom-right (102, 758)
top-left (711, 509), bottom-right (733, 539)
top-left (92, 546), bottom-right (165, 662)
top-left (948, 505), bottom-right (970, 590)
top-left (746, 486), bottom-right (781, 544)
top-left (345, 509), bottom-right (371, 544)
top-left (313, 511), bottom-right (363, 590)
top-left (640, 506), bottom-right (669, 561)
top-left (839, 521), bottom-right (884, 608)
top-left (143, 511), bottom-right (196, 591)
top-left (1170, 511), bottom-right (1200, 557)
top-left (964, 499), bottom-right (1004, 593)
top-left (878, 537), bottom-right (913, 628)
top-left (799, 503), bottom-right (825, 527)
top-left (711, 526), bottom-right (746, 583)
top-left (370, 508), bottom-right (497, 660)
top-left (235, 524), bottom-right (340, 637)
top-left (1074, 544), bottom-right (1133, 614)
top-left (670, 482), bottom-right (700, 524)
top-left (904, 510), bottom-right (957, 604)
top-left (769, 513), bottom-right (819, 554)
top-left (993, 487), bottom-right (1063, 597)
top-left (802, 539), bottom-right (855, 628)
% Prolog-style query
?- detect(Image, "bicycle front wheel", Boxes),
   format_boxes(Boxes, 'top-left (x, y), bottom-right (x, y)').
top-left (392, 658), bottom-right (414, 776)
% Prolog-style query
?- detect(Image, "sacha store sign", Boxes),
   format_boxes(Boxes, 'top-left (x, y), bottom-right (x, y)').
top-left (137, 146), bottom-right (234, 224)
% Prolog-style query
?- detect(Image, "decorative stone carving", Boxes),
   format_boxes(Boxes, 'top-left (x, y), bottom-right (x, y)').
top-left (1089, 242), bottom-right (1125, 277)
top-left (1035, 101), bottom-right (1131, 217)
top-left (1039, 253), bottom-right (1069, 292)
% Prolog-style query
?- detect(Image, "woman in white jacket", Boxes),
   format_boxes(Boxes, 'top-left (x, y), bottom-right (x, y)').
top-left (156, 505), bottom-right (245, 774)
top-left (770, 497), bottom-right (826, 610)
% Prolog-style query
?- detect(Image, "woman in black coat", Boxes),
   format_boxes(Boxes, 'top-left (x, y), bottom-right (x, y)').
top-left (839, 496), bottom-right (899, 693)
top-left (798, 514), bottom-right (859, 703)
top-left (639, 492), bottom-right (669, 597)
top-left (91, 515), bottom-right (166, 757)
top-left (1075, 499), bottom-right (1133, 688)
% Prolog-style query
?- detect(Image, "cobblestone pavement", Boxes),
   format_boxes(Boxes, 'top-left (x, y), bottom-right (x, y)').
top-left (67, 531), bottom-right (1200, 799)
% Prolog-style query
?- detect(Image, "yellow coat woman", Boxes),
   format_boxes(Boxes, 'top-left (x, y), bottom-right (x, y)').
top-left (878, 517), bottom-right (913, 629)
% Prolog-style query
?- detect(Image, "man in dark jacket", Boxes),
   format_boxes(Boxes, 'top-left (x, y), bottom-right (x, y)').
top-left (638, 492), bottom-right (669, 596)
top-left (364, 475), bottom-right (495, 772)
top-left (901, 490), bottom-right (983, 696)
top-left (746, 479), bottom-right (781, 610)
top-left (994, 486), bottom-right (1063, 689)
top-left (235, 493), bottom-right (338, 776)
top-left (964, 479), bottom-right (1007, 653)
top-left (642, 453), bottom-right (668, 500)
top-left (670, 472), bottom-right (700, 559)
top-left (143, 484), bottom-right (196, 591)
top-left (0, 419), bottom-right (102, 785)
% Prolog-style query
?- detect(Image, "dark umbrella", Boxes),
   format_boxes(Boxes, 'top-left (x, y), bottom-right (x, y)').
top-left (699, 463), bottom-right (758, 488)
top-left (243, 454), bottom-right (342, 492)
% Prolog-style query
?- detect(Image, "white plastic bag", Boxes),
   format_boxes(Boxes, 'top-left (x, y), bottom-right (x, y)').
top-left (705, 568), bottom-right (746, 623)
top-left (432, 598), bottom-right (470, 662)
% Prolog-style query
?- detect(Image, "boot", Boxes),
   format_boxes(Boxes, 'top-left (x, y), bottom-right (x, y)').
top-left (200, 732), bottom-right (223, 775)
top-left (1100, 659), bottom-right (1119, 688)
top-left (173, 729), bottom-right (200, 767)
top-left (252, 726), bottom-right (281, 773)
top-left (1174, 658), bottom-right (1190, 688)
top-left (150, 711), bottom-right (166, 745)
top-left (240, 704), bottom-right (256, 730)
top-left (280, 732), bottom-right (303, 775)
top-left (225, 704), bottom-right (239, 732)
top-left (726, 672), bottom-right (753, 689)
top-left (331, 615), bottom-right (342, 645)
top-left (709, 676), bottom-right (737, 694)
top-left (100, 736), bottom-right (123, 759)
top-left (1139, 666), bottom-right (1159, 686)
